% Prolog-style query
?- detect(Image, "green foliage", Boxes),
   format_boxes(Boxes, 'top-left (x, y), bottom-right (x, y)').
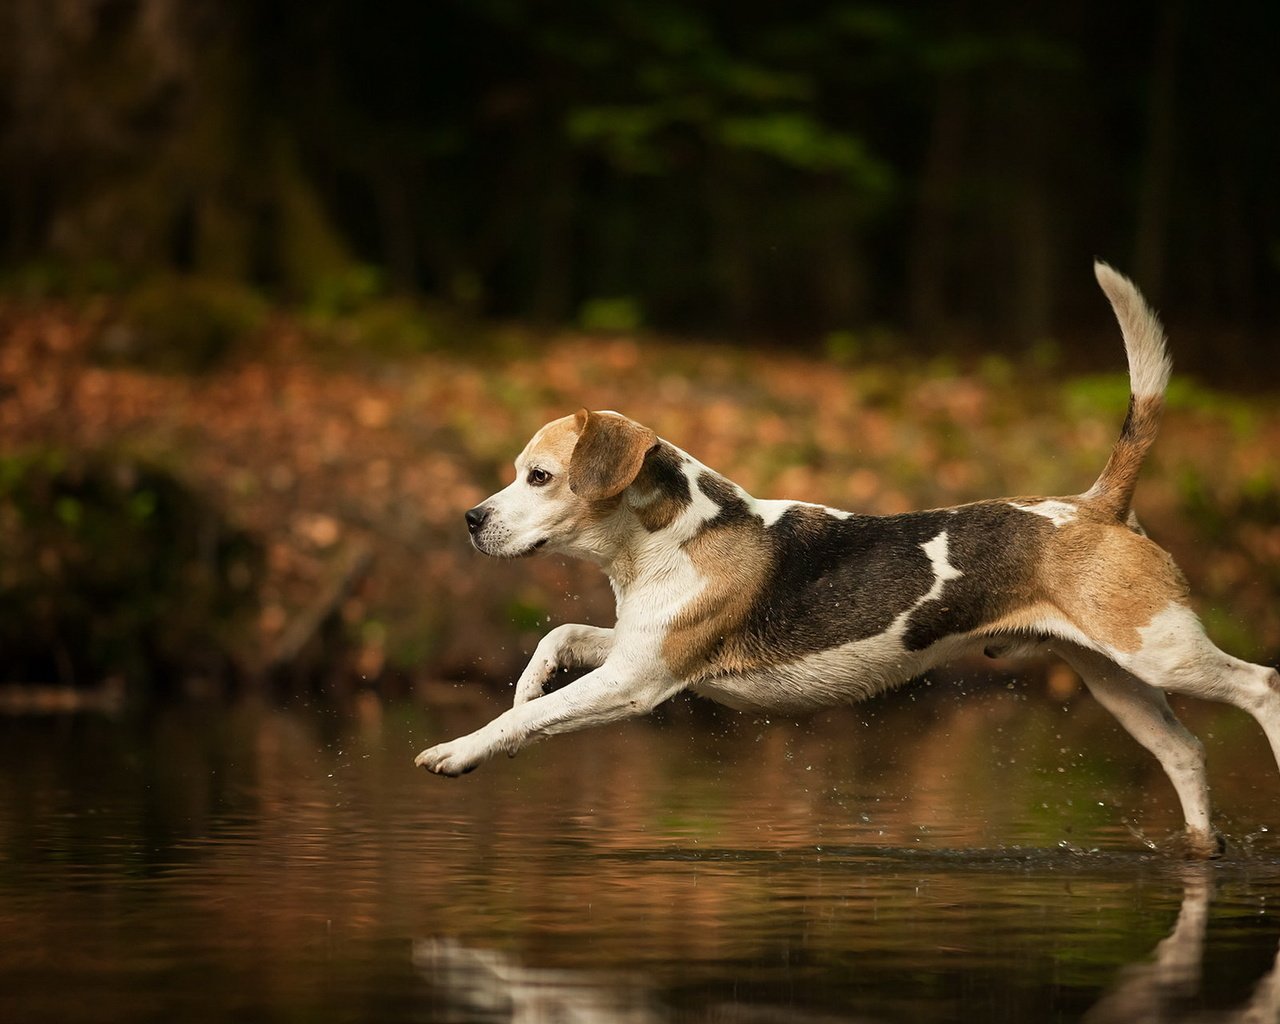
top-left (823, 326), bottom-right (903, 365)
top-left (0, 449), bottom-right (262, 689)
top-left (345, 299), bottom-right (440, 355)
top-left (716, 113), bottom-right (893, 192)
top-left (1062, 373), bottom-right (1132, 421)
top-left (977, 353), bottom-right (1016, 388)
top-left (307, 265), bottom-right (387, 319)
top-left (1164, 378), bottom-right (1258, 438)
top-left (565, 105), bottom-right (680, 175)
top-left (823, 329), bottom-right (864, 365)
top-left (268, 140), bottom-right (355, 294)
top-left (1067, 375), bottom-right (1261, 444)
top-left (307, 295), bottom-right (500, 358)
top-left (2, 259), bottom-right (130, 300)
top-left (97, 277), bottom-right (267, 373)
top-left (1239, 471), bottom-right (1280, 517)
top-left (578, 296), bottom-right (644, 333)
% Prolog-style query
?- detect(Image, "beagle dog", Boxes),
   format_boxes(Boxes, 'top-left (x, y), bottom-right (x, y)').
top-left (416, 263), bottom-right (1280, 858)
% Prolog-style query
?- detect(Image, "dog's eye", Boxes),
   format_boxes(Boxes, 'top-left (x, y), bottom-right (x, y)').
top-left (527, 467), bottom-right (552, 487)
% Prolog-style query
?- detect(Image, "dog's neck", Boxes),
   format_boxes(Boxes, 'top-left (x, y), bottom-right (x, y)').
top-left (602, 447), bottom-right (749, 592)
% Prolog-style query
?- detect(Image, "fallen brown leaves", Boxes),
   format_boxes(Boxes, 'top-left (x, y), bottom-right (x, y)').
top-left (3, 299), bottom-right (1278, 689)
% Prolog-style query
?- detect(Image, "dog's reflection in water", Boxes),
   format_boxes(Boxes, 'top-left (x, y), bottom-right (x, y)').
top-left (1085, 866), bottom-right (1280, 1024)
top-left (415, 873), bottom-right (1280, 1024)
top-left (412, 938), bottom-right (663, 1024)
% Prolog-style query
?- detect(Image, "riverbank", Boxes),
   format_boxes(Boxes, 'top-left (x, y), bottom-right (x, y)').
top-left (3, 297), bottom-right (1277, 696)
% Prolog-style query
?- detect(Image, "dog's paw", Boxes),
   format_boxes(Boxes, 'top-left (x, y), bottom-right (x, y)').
top-left (414, 741), bottom-right (480, 777)
top-left (1181, 827), bottom-right (1227, 860)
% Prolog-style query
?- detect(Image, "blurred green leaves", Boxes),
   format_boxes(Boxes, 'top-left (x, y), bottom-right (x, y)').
top-left (560, 4), bottom-right (894, 197)
top-left (96, 277), bottom-right (268, 374)
top-left (716, 114), bottom-right (892, 191)
top-left (0, 449), bottom-right (261, 689)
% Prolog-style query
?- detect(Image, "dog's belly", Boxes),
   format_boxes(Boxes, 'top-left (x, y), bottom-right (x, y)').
top-left (691, 629), bottom-right (982, 713)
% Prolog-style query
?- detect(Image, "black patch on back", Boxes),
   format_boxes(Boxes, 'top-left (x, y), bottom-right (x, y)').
top-left (697, 472), bottom-right (756, 530)
top-left (900, 503), bottom-right (1046, 650)
top-left (738, 502), bottom-right (1048, 658)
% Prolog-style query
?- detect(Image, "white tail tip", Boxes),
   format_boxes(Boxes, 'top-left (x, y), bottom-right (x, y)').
top-left (1093, 260), bottom-right (1172, 399)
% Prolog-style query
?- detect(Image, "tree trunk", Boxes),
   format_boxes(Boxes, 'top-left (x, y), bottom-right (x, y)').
top-left (908, 71), bottom-right (967, 337)
top-left (1133, 2), bottom-right (1185, 301)
top-left (375, 165), bottom-right (418, 293)
top-left (530, 149), bottom-right (577, 323)
top-left (706, 155), bottom-right (755, 330)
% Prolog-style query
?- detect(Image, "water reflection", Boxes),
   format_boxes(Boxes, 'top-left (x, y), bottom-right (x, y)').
top-left (1085, 867), bottom-right (1280, 1024)
top-left (1, 686), bottom-right (1278, 1023)
top-left (415, 938), bottom-right (662, 1024)
top-left (414, 867), bottom-right (1280, 1024)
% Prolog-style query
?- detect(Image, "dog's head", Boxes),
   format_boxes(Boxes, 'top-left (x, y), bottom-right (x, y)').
top-left (465, 409), bottom-right (657, 560)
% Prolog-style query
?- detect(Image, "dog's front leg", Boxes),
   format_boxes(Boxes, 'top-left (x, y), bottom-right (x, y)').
top-left (512, 624), bottom-right (614, 706)
top-left (415, 664), bottom-right (678, 777)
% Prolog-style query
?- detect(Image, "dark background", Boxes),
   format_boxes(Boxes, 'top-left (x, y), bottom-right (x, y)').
top-left (3, 0), bottom-right (1277, 365)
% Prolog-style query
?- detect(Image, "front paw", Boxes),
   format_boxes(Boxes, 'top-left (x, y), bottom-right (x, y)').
top-left (414, 740), bottom-right (480, 777)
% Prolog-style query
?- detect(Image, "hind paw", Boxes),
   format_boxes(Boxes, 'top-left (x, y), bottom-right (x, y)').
top-left (1183, 828), bottom-right (1226, 860)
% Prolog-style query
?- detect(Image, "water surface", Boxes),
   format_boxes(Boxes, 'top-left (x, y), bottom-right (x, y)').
top-left (1, 680), bottom-right (1278, 1023)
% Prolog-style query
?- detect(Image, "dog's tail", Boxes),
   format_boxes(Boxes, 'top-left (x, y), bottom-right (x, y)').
top-left (1082, 261), bottom-right (1172, 521)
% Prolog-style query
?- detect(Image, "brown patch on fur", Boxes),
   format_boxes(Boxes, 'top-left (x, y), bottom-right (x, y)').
top-left (628, 442), bottom-right (691, 532)
top-left (1087, 393), bottom-right (1164, 520)
top-left (633, 495), bottom-right (683, 532)
top-left (569, 410), bottom-right (657, 500)
top-left (519, 414), bottom-right (581, 470)
top-left (661, 521), bottom-right (773, 680)
top-left (981, 601), bottom-right (1068, 639)
top-left (1038, 519), bottom-right (1190, 652)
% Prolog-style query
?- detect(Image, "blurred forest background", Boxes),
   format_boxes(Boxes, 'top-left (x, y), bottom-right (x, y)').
top-left (1, 0), bottom-right (1278, 701)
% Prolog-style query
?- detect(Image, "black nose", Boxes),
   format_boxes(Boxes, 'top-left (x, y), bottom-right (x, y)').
top-left (464, 506), bottom-right (490, 534)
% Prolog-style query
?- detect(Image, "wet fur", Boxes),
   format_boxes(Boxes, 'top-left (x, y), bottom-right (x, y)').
top-left (417, 264), bottom-right (1280, 859)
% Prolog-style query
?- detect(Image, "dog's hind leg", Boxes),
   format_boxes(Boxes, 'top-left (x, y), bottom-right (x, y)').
top-left (1111, 604), bottom-right (1280, 781)
top-left (1057, 643), bottom-right (1221, 858)
top-left (1213, 655), bottom-right (1280, 774)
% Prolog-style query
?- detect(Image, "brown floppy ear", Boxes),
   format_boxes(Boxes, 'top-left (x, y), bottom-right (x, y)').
top-left (569, 409), bottom-right (657, 500)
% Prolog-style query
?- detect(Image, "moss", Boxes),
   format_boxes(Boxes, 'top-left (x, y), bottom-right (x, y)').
top-left (97, 276), bottom-right (268, 373)
top-left (269, 139), bottom-right (354, 294)
top-left (1164, 377), bottom-right (1259, 438)
top-left (305, 292), bottom-right (502, 360)
top-left (306, 265), bottom-right (387, 319)
top-left (578, 296), bottom-right (644, 333)
top-left (1063, 373), bottom-right (1131, 422)
top-left (0, 448), bottom-right (262, 690)
top-left (2, 259), bottom-right (131, 300)
top-left (348, 299), bottom-right (441, 354)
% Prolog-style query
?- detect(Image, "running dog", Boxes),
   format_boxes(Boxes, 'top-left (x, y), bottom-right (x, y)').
top-left (416, 263), bottom-right (1280, 858)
